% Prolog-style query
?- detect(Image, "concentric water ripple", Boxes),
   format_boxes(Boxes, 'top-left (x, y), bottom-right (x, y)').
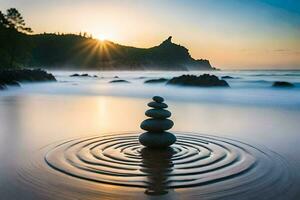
top-left (43, 132), bottom-right (291, 196)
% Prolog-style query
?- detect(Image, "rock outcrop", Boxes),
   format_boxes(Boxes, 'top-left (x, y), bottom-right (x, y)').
top-left (167, 74), bottom-right (229, 87)
top-left (272, 81), bottom-right (294, 87)
top-left (109, 79), bottom-right (130, 83)
top-left (70, 73), bottom-right (97, 77)
top-left (144, 78), bottom-right (169, 84)
top-left (0, 69), bottom-right (56, 90)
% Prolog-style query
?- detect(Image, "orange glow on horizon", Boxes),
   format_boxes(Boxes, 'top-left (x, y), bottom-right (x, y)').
top-left (4, 0), bottom-right (298, 69)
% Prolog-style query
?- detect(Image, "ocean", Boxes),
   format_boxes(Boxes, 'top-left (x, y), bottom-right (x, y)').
top-left (0, 70), bottom-right (299, 199)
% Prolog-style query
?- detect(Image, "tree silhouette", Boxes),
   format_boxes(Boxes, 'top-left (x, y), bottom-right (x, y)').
top-left (5, 8), bottom-right (32, 33)
top-left (0, 11), bottom-right (9, 28)
top-left (3, 8), bottom-right (33, 68)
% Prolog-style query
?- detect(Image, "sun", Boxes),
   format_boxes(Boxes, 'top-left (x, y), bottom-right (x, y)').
top-left (96, 34), bottom-right (109, 41)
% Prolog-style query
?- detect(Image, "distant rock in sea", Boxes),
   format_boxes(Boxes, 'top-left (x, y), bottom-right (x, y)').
top-left (0, 69), bottom-right (56, 90)
top-left (144, 78), bottom-right (169, 84)
top-left (137, 76), bottom-right (147, 79)
top-left (70, 73), bottom-right (97, 77)
top-left (70, 73), bottom-right (86, 77)
top-left (221, 76), bottom-right (235, 79)
top-left (109, 79), bottom-right (130, 83)
top-left (272, 81), bottom-right (294, 88)
top-left (167, 74), bottom-right (229, 87)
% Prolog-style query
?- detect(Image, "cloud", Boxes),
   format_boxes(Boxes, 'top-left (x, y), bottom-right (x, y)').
top-left (273, 49), bottom-right (300, 55)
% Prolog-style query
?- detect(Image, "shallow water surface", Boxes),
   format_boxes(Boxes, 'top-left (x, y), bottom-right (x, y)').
top-left (0, 71), bottom-right (299, 199)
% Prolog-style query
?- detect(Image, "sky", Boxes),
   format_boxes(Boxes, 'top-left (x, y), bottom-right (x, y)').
top-left (1, 0), bottom-right (300, 69)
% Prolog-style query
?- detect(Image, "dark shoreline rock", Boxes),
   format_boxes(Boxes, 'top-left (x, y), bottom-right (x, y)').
top-left (144, 78), bottom-right (169, 84)
top-left (167, 74), bottom-right (229, 87)
top-left (272, 81), bottom-right (294, 88)
top-left (109, 79), bottom-right (130, 83)
top-left (0, 69), bottom-right (56, 90)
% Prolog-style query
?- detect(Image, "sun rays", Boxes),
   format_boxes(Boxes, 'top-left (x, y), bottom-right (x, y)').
top-left (69, 36), bottom-right (123, 69)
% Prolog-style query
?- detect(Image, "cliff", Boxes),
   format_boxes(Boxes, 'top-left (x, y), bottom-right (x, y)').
top-left (0, 27), bottom-right (213, 70)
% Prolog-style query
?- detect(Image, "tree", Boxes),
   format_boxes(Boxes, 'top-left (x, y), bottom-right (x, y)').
top-left (5, 8), bottom-right (32, 33)
top-left (3, 8), bottom-right (33, 68)
top-left (0, 11), bottom-right (9, 28)
top-left (0, 11), bottom-right (10, 68)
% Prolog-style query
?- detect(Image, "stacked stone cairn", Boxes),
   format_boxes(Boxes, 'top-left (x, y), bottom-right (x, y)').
top-left (139, 96), bottom-right (176, 148)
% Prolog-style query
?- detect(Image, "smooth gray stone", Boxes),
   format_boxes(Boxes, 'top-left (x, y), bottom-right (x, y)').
top-left (140, 119), bottom-right (173, 131)
top-left (139, 132), bottom-right (176, 148)
top-left (145, 109), bottom-right (171, 119)
top-left (147, 101), bottom-right (168, 109)
top-left (152, 96), bottom-right (164, 103)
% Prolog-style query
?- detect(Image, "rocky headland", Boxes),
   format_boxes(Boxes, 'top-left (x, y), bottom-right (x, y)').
top-left (0, 69), bottom-right (56, 90)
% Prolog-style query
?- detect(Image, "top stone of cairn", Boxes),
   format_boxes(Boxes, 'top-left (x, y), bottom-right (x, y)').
top-left (148, 96), bottom-right (168, 109)
top-left (152, 96), bottom-right (164, 103)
